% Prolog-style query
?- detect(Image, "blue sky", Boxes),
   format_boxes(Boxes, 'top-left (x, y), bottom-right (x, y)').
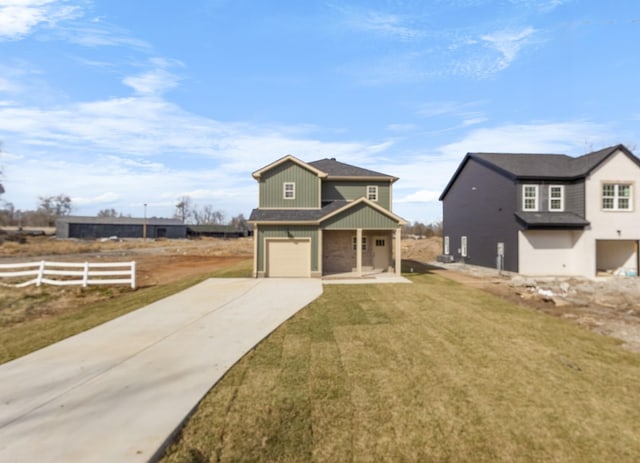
top-left (1, 0), bottom-right (639, 223)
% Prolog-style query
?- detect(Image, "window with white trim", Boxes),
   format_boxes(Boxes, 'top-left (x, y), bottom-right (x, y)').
top-left (352, 236), bottom-right (367, 251)
top-left (602, 183), bottom-right (632, 210)
top-left (283, 182), bottom-right (295, 200)
top-left (367, 185), bottom-right (378, 201)
top-left (522, 185), bottom-right (539, 211)
top-left (444, 236), bottom-right (450, 255)
top-left (461, 236), bottom-right (468, 257)
top-left (549, 185), bottom-right (564, 211)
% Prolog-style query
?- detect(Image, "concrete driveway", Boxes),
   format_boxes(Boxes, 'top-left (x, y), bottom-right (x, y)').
top-left (0, 278), bottom-right (322, 463)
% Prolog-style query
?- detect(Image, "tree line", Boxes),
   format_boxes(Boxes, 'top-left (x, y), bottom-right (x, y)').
top-left (0, 190), bottom-right (248, 230)
top-left (402, 220), bottom-right (443, 238)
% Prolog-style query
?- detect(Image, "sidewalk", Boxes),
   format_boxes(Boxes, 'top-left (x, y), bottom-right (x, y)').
top-left (0, 278), bottom-right (322, 462)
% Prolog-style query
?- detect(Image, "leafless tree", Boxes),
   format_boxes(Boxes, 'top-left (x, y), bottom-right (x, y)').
top-left (174, 196), bottom-right (193, 223)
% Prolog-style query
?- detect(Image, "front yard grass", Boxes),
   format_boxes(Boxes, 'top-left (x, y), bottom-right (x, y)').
top-left (161, 272), bottom-right (640, 462)
top-left (0, 259), bottom-right (252, 364)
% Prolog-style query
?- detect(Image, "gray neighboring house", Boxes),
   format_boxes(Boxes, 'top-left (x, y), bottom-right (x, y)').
top-left (248, 155), bottom-right (407, 278)
top-left (56, 216), bottom-right (187, 239)
top-left (440, 144), bottom-right (640, 278)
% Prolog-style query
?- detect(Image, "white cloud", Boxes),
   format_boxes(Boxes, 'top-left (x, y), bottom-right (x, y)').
top-left (73, 192), bottom-right (121, 206)
top-left (0, 0), bottom-right (81, 41)
top-left (122, 61), bottom-right (181, 96)
top-left (480, 27), bottom-right (537, 71)
top-left (0, 76), bottom-right (20, 93)
top-left (352, 11), bottom-right (424, 40)
top-left (396, 190), bottom-right (442, 203)
top-left (436, 121), bottom-right (612, 158)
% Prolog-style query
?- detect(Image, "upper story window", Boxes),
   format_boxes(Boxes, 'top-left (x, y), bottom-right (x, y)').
top-left (549, 185), bottom-right (564, 211)
top-left (283, 182), bottom-right (295, 200)
top-left (522, 185), bottom-right (539, 211)
top-left (367, 185), bottom-right (378, 202)
top-left (602, 183), bottom-right (632, 211)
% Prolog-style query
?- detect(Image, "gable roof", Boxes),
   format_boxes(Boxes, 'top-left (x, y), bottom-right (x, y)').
top-left (252, 155), bottom-right (398, 182)
top-left (248, 197), bottom-right (406, 225)
top-left (252, 154), bottom-right (327, 180)
top-left (308, 158), bottom-right (398, 182)
top-left (440, 144), bottom-right (640, 200)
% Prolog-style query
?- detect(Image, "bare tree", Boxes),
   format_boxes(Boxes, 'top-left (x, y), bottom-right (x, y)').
top-left (37, 194), bottom-right (72, 226)
top-left (193, 204), bottom-right (225, 225)
top-left (97, 208), bottom-right (119, 217)
top-left (230, 213), bottom-right (249, 231)
top-left (0, 141), bottom-right (4, 197)
top-left (174, 196), bottom-right (193, 223)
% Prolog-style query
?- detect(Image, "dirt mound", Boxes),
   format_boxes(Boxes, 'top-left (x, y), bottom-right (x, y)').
top-left (402, 237), bottom-right (442, 263)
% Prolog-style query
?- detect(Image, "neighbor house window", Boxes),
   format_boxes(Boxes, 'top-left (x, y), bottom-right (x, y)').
top-left (352, 236), bottom-right (367, 251)
top-left (549, 185), bottom-right (564, 211)
top-left (283, 182), bottom-right (295, 200)
top-left (522, 185), bottom-right (539, 211)
top-left (367, 185), bottom-right (378, 201)
top-left (460, 236), bottom-right (468, 257)
top-left (444, 236), bottom-right (450, 255)
top-left (602, 183), bottom-right (632, 210)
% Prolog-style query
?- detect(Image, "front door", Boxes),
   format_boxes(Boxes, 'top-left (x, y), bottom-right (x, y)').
top-left (373, 236), bottom-right (389, 270)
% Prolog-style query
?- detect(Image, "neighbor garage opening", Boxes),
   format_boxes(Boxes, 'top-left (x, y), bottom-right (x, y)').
top-left (266, 238), bottom-right (311, 277)
top-left (596, 240), bottom-right (639, 277)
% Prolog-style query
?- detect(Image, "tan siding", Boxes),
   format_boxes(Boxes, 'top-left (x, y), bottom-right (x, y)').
top-left (322, 181), bottom-right (391, 210)
top-left (322, 203), bottom-right (399, 229)
top-left (259, 161), bottom-right (320, 208)
top-left (257, 226), bottom-right (319, 272)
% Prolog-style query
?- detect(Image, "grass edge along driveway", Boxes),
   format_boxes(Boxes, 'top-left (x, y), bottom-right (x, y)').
top-left (161, 271), bottom-right (640, 463)
top-left (0, 259), bottom-right (253, 364)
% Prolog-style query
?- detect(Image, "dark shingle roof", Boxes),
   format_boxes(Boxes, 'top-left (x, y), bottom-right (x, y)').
top-left (56, 216), bottom-right (184, 226)
top-left (308, 158), bottom-right (396, 180)
top-left (470, 144), bottom-right (634, 180)
top-left (440, 144), bottom-right (639, 200)
top-left (515, 212), bottom-right (590, 228)
top-left (249, 201), bottom-right (348, 222)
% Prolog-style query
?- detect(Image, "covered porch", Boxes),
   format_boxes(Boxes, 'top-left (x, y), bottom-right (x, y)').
top-left (321, 228), bottom-right (402, 277)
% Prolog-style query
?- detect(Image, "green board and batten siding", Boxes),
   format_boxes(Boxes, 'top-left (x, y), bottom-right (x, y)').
top-left (322, 181), bottom-right (391, 210)
top-left (259, 161), bottom-right (320, 209)
top-left (257, 226), bottom-right (319, 272)
top-left (322, 202), bottom-right (399, 230)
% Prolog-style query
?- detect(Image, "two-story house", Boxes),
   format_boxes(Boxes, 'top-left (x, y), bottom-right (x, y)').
top-left (439, 144), bottom-right (640, 278)
top-left (248, 155), bottom-right (407, 278)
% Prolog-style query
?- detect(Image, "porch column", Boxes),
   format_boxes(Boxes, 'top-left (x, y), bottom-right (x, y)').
top-left (356, 228), bottom-right (363, 277)
top-left (395, 227), bottom-right (402, 275)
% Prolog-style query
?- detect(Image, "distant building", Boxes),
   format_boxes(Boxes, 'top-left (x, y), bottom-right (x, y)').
top-left (187, 224), bottom-right (252, 238)
top-left (56, 216), bottom-right (187, 240)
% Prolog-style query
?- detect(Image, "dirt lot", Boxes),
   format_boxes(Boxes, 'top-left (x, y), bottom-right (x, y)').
top-left (0, 237), bottom-right (253, 326)
top-left (2, 235), bottom-right (640, 353)
top-left (399, 238), bottom-right (640, 353)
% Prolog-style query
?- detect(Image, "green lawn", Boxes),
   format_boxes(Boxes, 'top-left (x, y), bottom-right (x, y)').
top-left (161, 272), bottom-right (640, 463)
top-left (0, 259), bottom-right (253, 364)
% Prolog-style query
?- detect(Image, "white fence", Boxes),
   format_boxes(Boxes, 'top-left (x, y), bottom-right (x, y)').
top-left (0, 261), bottom-right (136, 289)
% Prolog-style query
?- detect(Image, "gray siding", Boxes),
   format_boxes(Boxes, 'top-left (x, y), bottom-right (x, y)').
top-left (259, 161), bottom-right (320, 208)
top-left (322, 181), bottom-right (391, 210)
top-left (442, 159), bottom-right (520, 271)
top-left (257, 225), bottom-right (319, 273)
top-left (516, 181), bottom-right (585, 215)
top-left (64, 223), bottom-right (186, 239)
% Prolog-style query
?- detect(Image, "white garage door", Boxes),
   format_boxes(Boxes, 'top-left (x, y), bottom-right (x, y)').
top-left (267, 239), bottom-right (311, 277)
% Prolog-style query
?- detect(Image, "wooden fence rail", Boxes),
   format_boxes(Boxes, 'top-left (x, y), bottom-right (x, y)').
top-left (0, 261), bottom-right (136, 289)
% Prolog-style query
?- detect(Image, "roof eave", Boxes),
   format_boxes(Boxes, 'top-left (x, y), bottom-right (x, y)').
top-left (251, 154), bottom-right (328, 180)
